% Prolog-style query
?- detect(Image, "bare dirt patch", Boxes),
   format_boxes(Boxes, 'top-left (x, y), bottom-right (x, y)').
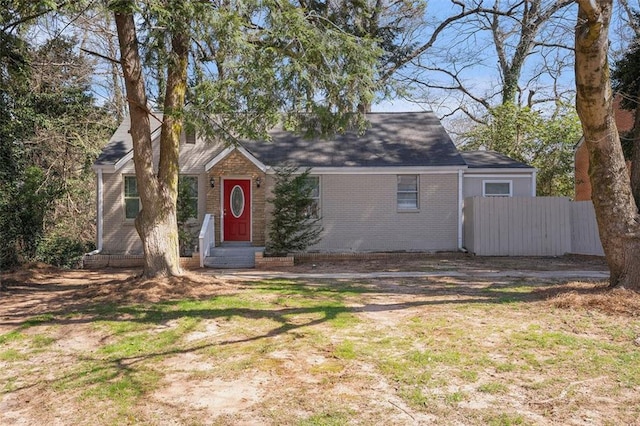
top-left (1, 255), bottom-right (638, 425)
top-left (286, 252), bottom-right (608, 274)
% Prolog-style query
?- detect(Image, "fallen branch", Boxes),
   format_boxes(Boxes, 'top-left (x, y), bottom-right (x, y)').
top-left (388, 399), bottom-right (415, 421)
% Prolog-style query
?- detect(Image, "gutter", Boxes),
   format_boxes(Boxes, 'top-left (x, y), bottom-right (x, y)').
top-left (458, 169), bottom-right (464, 251)
top-left (85, 168), bottom-right (104, 256)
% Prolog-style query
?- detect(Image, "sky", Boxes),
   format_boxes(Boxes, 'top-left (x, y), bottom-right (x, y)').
top-left (371, 0), bottom-right (635, 126)
top-left (39, 0), bottom-right (637, 130)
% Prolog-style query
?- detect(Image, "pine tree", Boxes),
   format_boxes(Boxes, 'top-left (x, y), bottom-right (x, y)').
top-left (267, 166), bottom-right (323, 257)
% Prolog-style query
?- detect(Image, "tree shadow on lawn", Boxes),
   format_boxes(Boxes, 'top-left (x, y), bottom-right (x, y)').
top-left (0, 274), bottom-right (612, 332)
top-left (3, 274), bottom-right (632, 398)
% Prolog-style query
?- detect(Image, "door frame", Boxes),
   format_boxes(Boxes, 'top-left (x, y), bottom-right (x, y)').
top-left (220, 177), bottom-right (252, 243)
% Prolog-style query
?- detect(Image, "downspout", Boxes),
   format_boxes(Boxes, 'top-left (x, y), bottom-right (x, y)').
top-left (458, 169), bottom-right (465, 252)
top-left (86, 168), bottom-right (104, 256)
top-left (531, 170), bottom-right (537, 197)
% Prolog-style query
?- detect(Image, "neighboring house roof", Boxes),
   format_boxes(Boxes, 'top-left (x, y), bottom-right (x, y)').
top-left (460, 150), bottom-right (534, 169)
top-left (241, 112), bottom-right (466, 168)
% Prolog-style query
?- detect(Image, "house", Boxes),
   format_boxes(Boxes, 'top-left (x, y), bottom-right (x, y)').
top-left (90, 112), bottom-right (535, 265)
top-left (574, 95), bottom-right (634, 201)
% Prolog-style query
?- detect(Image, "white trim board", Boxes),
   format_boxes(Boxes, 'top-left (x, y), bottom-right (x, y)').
top-left (205, 146), bottom-right (267, 172)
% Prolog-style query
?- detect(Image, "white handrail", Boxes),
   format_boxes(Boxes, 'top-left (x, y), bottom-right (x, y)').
top-left (198, 214), bottom-right (215, 268)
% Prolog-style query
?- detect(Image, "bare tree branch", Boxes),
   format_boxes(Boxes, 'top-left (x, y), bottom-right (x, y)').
top-left (1, 1), bottom-right (76, 33)
top-left (80, 47), bottom-right (119, 65)
top-left (379, 1), bottom-right (513, 84)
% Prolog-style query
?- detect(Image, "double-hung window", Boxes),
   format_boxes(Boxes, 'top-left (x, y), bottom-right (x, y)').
top-left (178, 176), bottom-right (198, 220)
top-left (304, 176), bottom-right (320, 219)
top-left (397, 175), bottom-right (419, 210)
top-left (124, 175), bottom-right (199, 220)
top-left (124, 176), bottom-right (140, 219)
top-left (483, 180), bottom-right (512, 197)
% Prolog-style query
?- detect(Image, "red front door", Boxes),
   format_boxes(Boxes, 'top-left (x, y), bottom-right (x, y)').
top-left (223, 179), bottom-right (251, 241)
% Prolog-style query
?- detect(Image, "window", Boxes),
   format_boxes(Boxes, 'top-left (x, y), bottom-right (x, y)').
top-left (304, 176), bottom-right (320, 218)
top-left (397, 175), bottom-right (418, 210)
top-left (181, 127), bottom-right (196, 144)
top-left (178, 176), bottom-right (198, 219)
top-left (185, 130), bottom-right (196, 145)
top-left (483, 180), bottom-right (512, 197)
top-left (125, 175), bottom-right (198, 220)
top-left (124, 176), bottom-right (140, 219)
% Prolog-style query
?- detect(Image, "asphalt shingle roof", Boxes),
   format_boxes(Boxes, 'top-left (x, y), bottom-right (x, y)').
top-left (95, 112), bottom-right (532, 171)
top-left (95, 115), bottom-right (164, 166)
top-left (460, 150), bottom-right (534, 169)
top-left (241, 112), bottom-right (466, 168)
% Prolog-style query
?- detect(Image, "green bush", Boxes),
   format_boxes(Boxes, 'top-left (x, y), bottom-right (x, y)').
top-left (35, 236), bottom-right (94, 268)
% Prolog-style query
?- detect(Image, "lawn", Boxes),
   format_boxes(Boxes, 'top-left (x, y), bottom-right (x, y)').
top-left (1, 260), bottom-right (639, 425)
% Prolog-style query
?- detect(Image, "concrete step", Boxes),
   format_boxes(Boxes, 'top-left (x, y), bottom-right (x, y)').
top-left (209, 247), bottom-right (261, 257)
top-left (204, 246), bottom-right (264, 269)
top-left (204, 256), bottom-right (255, 269)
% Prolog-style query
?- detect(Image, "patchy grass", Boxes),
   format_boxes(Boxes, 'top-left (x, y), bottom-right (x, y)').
top-left (0, 265), bottom-right (639, 425)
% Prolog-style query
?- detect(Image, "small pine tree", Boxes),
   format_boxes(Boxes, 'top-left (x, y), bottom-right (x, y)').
top-left (267, 166), bottom-right (323, 256)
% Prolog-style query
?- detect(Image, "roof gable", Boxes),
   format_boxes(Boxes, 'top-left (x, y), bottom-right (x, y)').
top-left (94, 114), bottom-right (164, 170)
top-left (205, 146), bottom-right (267, 172)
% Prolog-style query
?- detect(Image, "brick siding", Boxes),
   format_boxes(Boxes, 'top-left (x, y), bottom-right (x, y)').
top-left (207, 150), bottom-right (267, 246)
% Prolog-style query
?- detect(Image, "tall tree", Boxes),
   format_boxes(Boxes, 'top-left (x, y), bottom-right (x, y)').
top-left (401, 1), bottom-right (575, 122)
top-left (575, 0), bottom-right (640, 289)
top-left (1, 2), bottom-right (113, 268)
top-left (109, 0), bottom-right (379, 277)
top-left (298, 0), bottom-right (427, 109)
top-left (462, 102), bottom-right (581, 196)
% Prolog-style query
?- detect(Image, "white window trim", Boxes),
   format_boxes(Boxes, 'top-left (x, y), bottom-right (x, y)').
top-left (179, 175), bottom-right (199, 222)
top-left (397, 174), bottom-right (419, 211)
top-left (482, 180), bottom-right (513, 197)
top-left (123, 175), bottom-right (141, 221)
top-left (124, 175), bottom-right (200, 222)
top-left (305, 175), bottom-right (321, 219)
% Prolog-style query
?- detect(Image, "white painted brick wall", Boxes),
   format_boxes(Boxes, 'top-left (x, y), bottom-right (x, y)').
top-left (102, 173), bottom-right (143, 254)
top-left (309, 173), bottom-right (459, 252)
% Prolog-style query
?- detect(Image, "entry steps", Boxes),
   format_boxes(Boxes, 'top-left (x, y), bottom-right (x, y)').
top-left (204, 242), bottom-right (264, 269)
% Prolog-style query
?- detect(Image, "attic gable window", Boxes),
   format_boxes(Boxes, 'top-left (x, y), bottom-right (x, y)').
top-left (180, 129), bottom-right (196, 144)
top-left (397, 175), bottom-right (418, 210)
top-left (185, 130), bottom-right (196, 144)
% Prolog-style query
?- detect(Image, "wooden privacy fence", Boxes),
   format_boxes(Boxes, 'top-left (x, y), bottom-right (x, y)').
top-left (464, 197), bottom-right (604, 256)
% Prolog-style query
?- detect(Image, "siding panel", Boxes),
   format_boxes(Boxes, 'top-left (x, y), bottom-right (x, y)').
top-left (570, 201), bottom-right (605, 256)
top-left (102, 173), bottom-right (143, 254)
top-left (464, 197), bottom-right (572, 256)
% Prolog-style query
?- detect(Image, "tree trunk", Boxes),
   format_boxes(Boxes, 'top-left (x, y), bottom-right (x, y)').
top-left (114, 5), bottom-right (183, 278)
top-left (631, 107), bottom-right (640, 211)
top-left (575, 0), bottom-right (640, 290)
top-left (107, 13), bottom-right (126, 123)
